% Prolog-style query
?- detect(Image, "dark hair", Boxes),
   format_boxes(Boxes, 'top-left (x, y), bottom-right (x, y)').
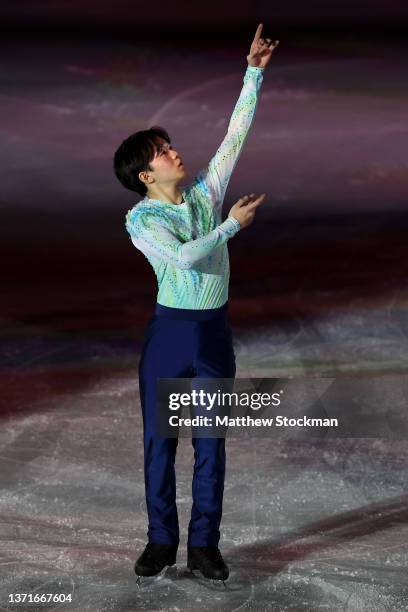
top-left (113, 126), bottom-right (171, 197)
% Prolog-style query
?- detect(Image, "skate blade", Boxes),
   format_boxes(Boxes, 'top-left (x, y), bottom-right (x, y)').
top-left (135, 564), bottom-right (175, 588)
top-left (188, 568), bottom-right (228, 589)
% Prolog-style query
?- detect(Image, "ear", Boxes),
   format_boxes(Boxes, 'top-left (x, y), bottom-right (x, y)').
top-left (138, 170), bottom-right (153, 185)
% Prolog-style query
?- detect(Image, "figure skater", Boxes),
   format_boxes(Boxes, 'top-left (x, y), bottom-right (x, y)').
top-left (113, 23), bottom-right (279, 584)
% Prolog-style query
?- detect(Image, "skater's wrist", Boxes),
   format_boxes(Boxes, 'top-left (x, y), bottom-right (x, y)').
top-left (223, 216), bottom-right (241, 234)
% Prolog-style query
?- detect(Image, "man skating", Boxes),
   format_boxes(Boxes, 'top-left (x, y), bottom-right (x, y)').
top-left (113, 24), bottom-right (279, 583)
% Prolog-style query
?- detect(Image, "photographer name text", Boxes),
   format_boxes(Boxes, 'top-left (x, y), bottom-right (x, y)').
top-left (168, 415), bottom-right (338, 428)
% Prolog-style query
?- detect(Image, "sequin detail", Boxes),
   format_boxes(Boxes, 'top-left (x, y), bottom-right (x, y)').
top-left (125, 65), bottom-right (264, 309)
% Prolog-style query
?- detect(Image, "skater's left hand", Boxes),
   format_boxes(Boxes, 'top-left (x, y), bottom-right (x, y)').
top-left (247, 23), bottom-right (279, 69)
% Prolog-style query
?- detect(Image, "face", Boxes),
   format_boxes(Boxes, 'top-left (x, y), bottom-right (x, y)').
top-left (144, 137), bottom-right (186, 185)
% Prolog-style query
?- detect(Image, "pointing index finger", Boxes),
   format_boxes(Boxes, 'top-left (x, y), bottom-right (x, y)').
top-left (248, 193), bottom-right (266, 208)
top-left (252, 23), bottom-right (263, 44)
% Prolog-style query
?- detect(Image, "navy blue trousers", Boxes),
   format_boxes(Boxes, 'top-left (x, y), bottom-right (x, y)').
top-left (138, 301), bottom-right (236, 547)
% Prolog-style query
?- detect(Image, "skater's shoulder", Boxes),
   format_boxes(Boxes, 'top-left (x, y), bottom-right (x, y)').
top-left (125, 199), bottom-right (168, 233)
top-left (126, 197), bottom-right (155, 217)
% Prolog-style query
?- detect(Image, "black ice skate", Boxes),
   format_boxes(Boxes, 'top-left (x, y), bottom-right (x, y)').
top-left (187, 546), bottom-right (229, 585)
top-left (134, 542), bottom-right (178, 585)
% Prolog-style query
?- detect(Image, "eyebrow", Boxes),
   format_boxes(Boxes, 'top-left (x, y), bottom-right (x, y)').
top-left (157, 142), bottom-right (171, 154)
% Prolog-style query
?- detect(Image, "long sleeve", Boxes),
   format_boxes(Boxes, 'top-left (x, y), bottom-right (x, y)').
top-left (197, 65), bottom-right (265, 212)
top-left (126, 209), bottom-right (240, 270)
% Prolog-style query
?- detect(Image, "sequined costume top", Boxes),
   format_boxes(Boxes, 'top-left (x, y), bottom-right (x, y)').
top-left (125, 65), bottom-right (264, 309)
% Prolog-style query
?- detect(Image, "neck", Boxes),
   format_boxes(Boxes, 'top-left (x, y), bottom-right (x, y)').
top-left (146, 184), bottom-right (183, 205)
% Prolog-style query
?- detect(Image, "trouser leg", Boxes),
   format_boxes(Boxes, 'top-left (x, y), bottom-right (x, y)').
top-left (188, 318), bottom-right (236, 547)
top-left (138, 317), bottom-right (194, 545)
